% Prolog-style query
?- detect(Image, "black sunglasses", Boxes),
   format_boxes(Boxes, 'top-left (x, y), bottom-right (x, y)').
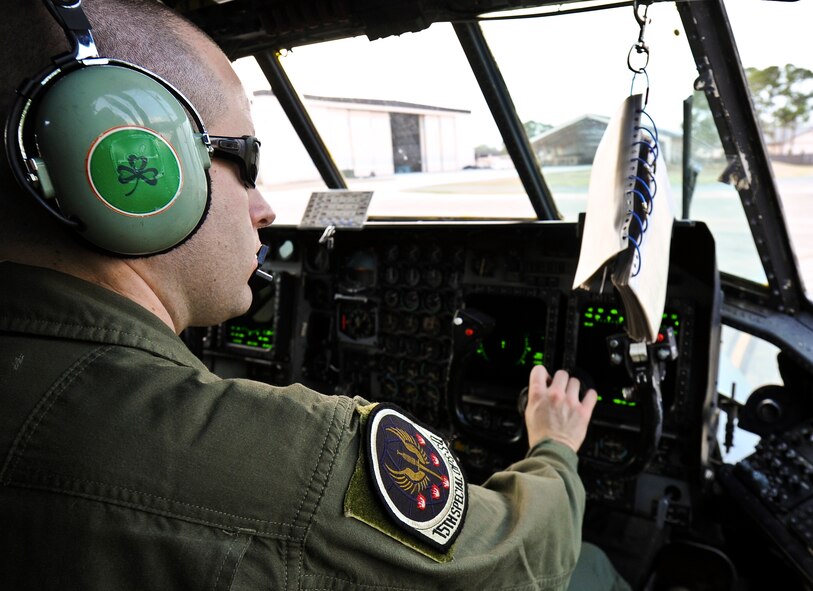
top-left (209, 135), bottom-right (261, 188)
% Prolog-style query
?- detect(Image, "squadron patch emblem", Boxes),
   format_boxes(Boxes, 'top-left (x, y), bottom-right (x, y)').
top-left (365, 404), bottom-right (468, 552)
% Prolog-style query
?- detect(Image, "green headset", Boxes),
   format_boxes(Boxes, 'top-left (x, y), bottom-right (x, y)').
top-left (4, 0), bottom-right (213, 256)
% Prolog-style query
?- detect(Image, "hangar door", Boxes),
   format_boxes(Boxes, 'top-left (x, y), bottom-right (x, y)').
top-left (391, 113), bottom-right (423, 173)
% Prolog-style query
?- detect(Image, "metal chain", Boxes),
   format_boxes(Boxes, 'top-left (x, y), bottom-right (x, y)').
top-left (628, 0), bottom-right (653, 104)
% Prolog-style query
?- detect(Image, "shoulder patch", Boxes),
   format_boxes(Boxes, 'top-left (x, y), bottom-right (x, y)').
top-left (365, 403), bottom-right (468, 552)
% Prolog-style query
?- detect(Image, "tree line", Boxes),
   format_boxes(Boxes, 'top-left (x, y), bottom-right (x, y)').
top-left (746, 64), bottom-right (813, 153)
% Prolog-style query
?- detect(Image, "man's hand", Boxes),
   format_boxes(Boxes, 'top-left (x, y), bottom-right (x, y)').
top-left (525, 365), bottom-right (597, 452)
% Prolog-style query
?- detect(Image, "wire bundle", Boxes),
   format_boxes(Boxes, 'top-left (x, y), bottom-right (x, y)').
top-left (624, 109), bottom-right (659, 277)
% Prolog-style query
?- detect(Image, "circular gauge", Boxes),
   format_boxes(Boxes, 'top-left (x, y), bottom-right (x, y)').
top-left (383, 290), bottom-right (400, 308)
top-left (381, 311), bottom-right (399, 333)
top-left (424, 268), bottom-right (443, 288)
top-left (402, 290), bottom-right (420, 312)
top-left (421, 315), bottom-right (443, 336)
top-left (384, 245), bottom-right (400, 263)
top-left (400, 314), bottom-right (419, 334)
top-left (404, 360), bottom-right (421, 379)
top-left (419, 339), bottom-right (443, 361)
top-left (383, 266), bottom-right (400, 285)
top-left (406, 244), bottom-right (421, 263)
top-left (424, 292), bottom-right (442, 313)
top-left (340, 305), bottom-right (375, 340)
top-left (342, 250), bottom-right (377, 293)
top-left (405, 267), bottom-right (421, 287)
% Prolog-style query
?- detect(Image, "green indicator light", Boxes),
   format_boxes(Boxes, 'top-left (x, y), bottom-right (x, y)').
top-left (628, 402), bottom-right (637, 407)
top-left (517, 336), bottom-right (532, 366)
top-left (597, 308), bottom-right (604, 314)
top-left (228, 323), bottom-right (275, 350)
top-left (619, 316), bottom-right (624, 322)
top-left (587, 307), bottom-right (594, 313)
top-left (533, 352), bottom-right (543, 360)
top-left (584, 322), bottom-right (594, 327)
top-left (585, 313), bottom-right (593, 318)
top-left (612, 398), bottom-right (624, 405)
top-left (674, 321), bottom-right (680, 326)
top-left (611, 309), bottom-right (618, 315)
top-left (671, 314), bottom-right (678, 320)
top-left (596, 395), bottom-right (603, 401)
top-left (501, 340), bottom-right (507, 349)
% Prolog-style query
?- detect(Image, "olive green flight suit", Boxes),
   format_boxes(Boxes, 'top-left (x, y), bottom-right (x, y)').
top-left (0, 262), bottom-right (622, 590)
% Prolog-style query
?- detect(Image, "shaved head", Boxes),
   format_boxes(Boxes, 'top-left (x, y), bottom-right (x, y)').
top-left (1, 0), bottom-right (224, 127)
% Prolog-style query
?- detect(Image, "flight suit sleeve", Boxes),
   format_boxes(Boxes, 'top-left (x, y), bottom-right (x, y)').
top-left (301, 400), bottom-right (585, 591)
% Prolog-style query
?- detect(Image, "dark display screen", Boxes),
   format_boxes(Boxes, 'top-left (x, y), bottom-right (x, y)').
top-left (575, 305), bottom-right (680, 410)
top-left (464, 293), bottom-right (547, 387)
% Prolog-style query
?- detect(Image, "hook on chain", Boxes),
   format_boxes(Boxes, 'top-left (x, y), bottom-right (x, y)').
top-left (633, 0), bottom-right (652, 29)
top-left (628, 0), bottom-right (653, 94)
top-left (627, 44), bottom-right (650, 75)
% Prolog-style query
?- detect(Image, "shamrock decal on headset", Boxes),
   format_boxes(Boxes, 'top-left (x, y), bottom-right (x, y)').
top-left (117, 154), bottom-right (159, 196)
top-left (88, 127), bottom-right (182, 216)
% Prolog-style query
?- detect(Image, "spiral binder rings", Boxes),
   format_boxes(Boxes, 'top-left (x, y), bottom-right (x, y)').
top-left (573, 93), bottom-right (676, 343)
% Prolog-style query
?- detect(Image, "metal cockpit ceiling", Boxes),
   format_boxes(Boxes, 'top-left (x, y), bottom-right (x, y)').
top-left (165, 0), bottom-right (656, 59)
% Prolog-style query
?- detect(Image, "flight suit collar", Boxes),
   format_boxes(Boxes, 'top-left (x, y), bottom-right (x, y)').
top-left (0, 261), bottom-right (205, 370)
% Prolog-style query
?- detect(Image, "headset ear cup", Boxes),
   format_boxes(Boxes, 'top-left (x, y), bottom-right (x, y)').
top-left (32, 64), bottom-right (211, 256)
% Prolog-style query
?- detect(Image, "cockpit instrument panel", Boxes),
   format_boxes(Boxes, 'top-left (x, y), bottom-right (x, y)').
top-left (201, 221), bottom-right (720, 527)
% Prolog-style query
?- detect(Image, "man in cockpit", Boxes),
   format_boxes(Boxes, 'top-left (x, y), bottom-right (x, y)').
top-left (0, 1), bottom-right (629, 589)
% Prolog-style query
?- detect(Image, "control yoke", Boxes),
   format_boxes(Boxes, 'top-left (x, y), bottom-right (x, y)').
top-left (581, 328), bottom-right (678, 477)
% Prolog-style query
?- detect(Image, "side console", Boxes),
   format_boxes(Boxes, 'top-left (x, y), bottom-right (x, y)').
top-left (719, 422), bottom-right (813, 586)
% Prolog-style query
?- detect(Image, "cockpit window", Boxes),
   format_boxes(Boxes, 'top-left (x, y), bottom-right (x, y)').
top-left (725, 0), bottom-right (813, 294)
top-left (237, 25), bottom-right (530, 224)
top-left (236, 0), bottom-right (810, 290)
top-left (479, 4), bottom-right (693, 219)
top-left (684, 90), bottom-right (767, 285)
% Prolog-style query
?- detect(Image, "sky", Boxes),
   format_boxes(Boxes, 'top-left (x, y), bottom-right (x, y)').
top-left (234, 0), bottom-right (813, 149)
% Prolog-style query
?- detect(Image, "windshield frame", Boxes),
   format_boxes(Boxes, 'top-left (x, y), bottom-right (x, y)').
top-left (238, 0), bottom-right (804, 316)
top-left (677, 0), bottom-right (805, 315)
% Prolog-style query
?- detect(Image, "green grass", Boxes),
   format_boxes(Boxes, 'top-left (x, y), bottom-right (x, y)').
top-left (408, 160), bottom-right (810, 195)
